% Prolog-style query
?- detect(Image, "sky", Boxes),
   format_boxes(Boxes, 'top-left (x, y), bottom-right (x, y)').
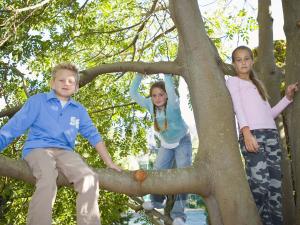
top-left (180, 0), bottom-right (285, 137)
top-left (246, 0), bottom-right (285, 48)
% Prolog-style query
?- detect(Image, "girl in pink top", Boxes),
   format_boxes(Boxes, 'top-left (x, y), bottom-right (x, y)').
top-left (226, 46), bottom-right (298, 225)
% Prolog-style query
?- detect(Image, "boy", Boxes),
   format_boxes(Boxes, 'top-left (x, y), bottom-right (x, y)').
top-left (0, 63), bottom-right (121, 225)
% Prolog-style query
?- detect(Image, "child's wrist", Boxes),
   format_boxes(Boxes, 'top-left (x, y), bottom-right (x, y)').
top-left (285, 94), bottom-right (293, 101)
top-left (241, 126), bottom-right (251, 136)
top-left (105, 161), bottom-right (115, 167)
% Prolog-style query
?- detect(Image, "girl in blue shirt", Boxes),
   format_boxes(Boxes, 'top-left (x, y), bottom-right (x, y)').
top-left (130, 73), bottom-right (192, 225)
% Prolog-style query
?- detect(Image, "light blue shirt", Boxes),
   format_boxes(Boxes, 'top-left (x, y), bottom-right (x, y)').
top-left (0, 90), bottom-right (102, 158)
top-left (129, 74), bottom-right (188, 144)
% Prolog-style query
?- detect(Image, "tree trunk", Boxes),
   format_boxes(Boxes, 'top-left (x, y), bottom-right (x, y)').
top-left (282, 0), bottom-right (300, 224)
top-left (257, 1), bottom-right (295, 224)
top-left (169, 0), bottom-right (261, 224)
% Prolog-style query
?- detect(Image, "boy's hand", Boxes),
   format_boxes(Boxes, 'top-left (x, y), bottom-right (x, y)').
top-left (286, 82), bottom-right (299, 100)
top-left (95, 142), bottom-right (122, 172)
top-left (241, 127), bottom-right (259, 153)
top-left (107, 162), bottom-right (122, 172)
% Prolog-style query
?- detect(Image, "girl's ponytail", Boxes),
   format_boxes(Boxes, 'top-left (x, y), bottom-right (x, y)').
top-left (249, 70), bottom-right (269, 101)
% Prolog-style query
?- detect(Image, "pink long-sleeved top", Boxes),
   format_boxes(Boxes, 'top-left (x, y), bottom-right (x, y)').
top-left (226, 76), bottom-right (292, 130)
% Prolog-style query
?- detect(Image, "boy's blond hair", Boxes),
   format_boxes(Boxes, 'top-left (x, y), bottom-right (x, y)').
top-left (51, 63), bottom-right (80, 84)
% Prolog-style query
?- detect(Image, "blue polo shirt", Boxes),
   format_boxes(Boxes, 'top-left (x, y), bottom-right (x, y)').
top-left (0, 90), bottom-right (102, 158)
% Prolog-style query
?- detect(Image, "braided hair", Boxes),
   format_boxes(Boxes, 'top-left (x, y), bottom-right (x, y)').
top-left (150, 81), bottom-right (168, 132)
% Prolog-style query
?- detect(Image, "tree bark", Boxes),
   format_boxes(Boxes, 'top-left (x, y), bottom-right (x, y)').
top-left (282, 0), bottom-right (300, 224)
top-left (169, 0), bottom-right (261, 224)
top-left (0, 154), bottom-right (209, 196)
top-left (257, 1), bottom-right (295, 224)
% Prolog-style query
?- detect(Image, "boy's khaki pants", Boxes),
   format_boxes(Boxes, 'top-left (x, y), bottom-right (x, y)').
top-left (24, 148), bottom-right (101, 225)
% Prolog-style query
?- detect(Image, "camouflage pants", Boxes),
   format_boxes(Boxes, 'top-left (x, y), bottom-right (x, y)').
top-left (239, 129), bottom-right (283, 225)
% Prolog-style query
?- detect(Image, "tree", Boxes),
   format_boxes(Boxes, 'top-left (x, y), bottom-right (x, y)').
top-left (0, 0), bottom-right (299, 224)
top-left (282, 1), bottom-right (300, 225)
top-left (256, 1), bottom-right (295, 224)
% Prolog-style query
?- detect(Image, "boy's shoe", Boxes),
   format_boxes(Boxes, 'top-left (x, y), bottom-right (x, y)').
top-left (172, 217), bottom-right (185, 225)
top-left (142, 201), bottom-right (155, 210)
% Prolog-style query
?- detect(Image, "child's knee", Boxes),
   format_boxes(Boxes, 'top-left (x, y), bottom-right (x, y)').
top-left (75, 173), bottom-right (99, 193)
top-left (35, 175), bottom-right (58, 194)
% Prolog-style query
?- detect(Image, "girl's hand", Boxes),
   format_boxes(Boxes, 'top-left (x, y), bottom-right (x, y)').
top-left (241, 127), bottom-right (259, 153)
top-left (286, 82), bottom-right (299, 101)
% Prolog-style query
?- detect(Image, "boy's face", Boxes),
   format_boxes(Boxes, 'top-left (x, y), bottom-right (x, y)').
top-left (51, 69), bottom-right (78, 101)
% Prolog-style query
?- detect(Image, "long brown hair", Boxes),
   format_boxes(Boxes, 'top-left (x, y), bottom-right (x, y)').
top-left (232, 46), bottom-right (269, 101)
top-left (150, 81), bottom-right (168, 132)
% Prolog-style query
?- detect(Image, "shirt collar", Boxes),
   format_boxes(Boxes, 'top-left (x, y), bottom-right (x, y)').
top-left (46, 90), bottom-right (79, 107)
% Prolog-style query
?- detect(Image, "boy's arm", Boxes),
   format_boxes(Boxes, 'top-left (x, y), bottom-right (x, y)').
top-left (95, 141), bottom-right (121, 172)
top-left (0, 96), bottom-right (39, 152)
top-left (78, 108), bottom-right (121, 171)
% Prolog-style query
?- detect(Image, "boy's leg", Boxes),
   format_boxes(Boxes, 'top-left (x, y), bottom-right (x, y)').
top-left (171, 133), bottom-right (192, 221)
top-left (24, 149), bottom-right (58, 225)
top-left (55, 150), bottom-right (100, 225)
top-left (265, 130), bottom-right (283, 225)
top-left (150, 147), bottom-right (175, 208)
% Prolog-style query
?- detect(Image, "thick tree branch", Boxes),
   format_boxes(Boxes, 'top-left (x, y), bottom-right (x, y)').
top-left (0, 155), bottom-right (209, 197)
top-left (79, 61), bottom-right (181, 87)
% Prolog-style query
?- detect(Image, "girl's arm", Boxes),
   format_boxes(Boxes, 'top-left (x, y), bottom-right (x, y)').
top-left (270, 96), bottom-right (292, 118)
top-left (226, 77), bottom-right (259, 152)
top-left (129, 74), bottom-right (151, 110)
top-left (241, 127), bottom-right (259, 153)
top-left (225, 77), bottom-right (249, 129)
top-left (164, 74), bottom-right (179, 106)
top-left (271, 82), bottom-right (298, 118)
